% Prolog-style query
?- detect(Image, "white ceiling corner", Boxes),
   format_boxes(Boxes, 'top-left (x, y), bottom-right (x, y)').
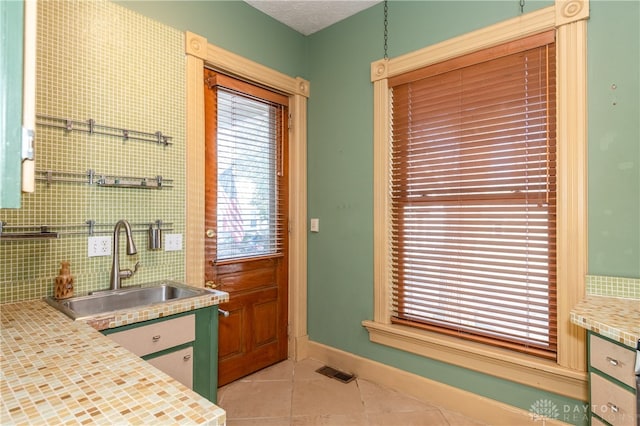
top-left (243, 0), bottom-right (382, 36)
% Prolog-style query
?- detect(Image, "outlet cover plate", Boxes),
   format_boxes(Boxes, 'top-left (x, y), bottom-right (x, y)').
top-left (165, 233), bottom-right (182, 251)
top-left (88, 236), bottom-right (112, 257)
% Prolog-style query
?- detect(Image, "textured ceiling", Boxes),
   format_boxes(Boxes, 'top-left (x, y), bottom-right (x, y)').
top-left (244, 0), bottom-right (382, 35)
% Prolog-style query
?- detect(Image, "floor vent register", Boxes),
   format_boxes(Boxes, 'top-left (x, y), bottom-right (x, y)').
top-left (315, 365), bottom-right (356, 383)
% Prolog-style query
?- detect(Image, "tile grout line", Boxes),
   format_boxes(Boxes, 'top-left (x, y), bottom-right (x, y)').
top-left (355, 378), bottom-right (372, 426)
top-left (288, 362), bottom-right (296, 425)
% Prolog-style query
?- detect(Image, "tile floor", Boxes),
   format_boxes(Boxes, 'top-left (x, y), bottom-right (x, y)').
top-left (217, 358), bottom-right (487, 426)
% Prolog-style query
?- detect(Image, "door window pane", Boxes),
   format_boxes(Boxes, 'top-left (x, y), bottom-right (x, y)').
top-left (217, 89), bottom-right (281, 260)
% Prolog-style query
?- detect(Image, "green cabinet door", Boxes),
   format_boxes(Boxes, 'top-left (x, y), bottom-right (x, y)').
top-left (102, 306), bottom-right (220, 403)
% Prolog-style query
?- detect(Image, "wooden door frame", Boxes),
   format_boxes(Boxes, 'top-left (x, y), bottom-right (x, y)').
top-left (184, 31), bottom-right (309, 361)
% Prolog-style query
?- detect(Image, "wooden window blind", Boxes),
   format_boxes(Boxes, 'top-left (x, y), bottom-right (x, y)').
top-left (205, 72), bottom-right (288, 261)
top-left (389, 31), bottom-right (557, 359)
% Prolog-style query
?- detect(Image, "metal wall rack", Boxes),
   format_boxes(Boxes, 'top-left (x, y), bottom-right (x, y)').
top-left (36, 114), bottom-right (173, 146)
top-left (0, 220), bottom-right (173, 241)
top-left (36, 169), bottom-right (173, 189)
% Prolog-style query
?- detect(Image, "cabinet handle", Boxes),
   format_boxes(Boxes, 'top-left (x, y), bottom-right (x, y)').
top-left (219, 309), bottom-right (230, 317)
top-left (183, 354), bottom-right (192, 361)
top-left (152, 335), bottom-right (161, 342)
top-left (606, 402), bottom-right (619, 413)
top-left (605, 356), bottom-right (619, 366)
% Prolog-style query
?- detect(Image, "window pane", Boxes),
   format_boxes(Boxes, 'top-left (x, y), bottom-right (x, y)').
top-left (217, 90), bottom-right (280, 260)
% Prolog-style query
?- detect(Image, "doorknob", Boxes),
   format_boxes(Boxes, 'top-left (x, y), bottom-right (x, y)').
top-left (205, 229), bottom-right (216, 238)
top-left (205, 281), bottom-right (217, 289)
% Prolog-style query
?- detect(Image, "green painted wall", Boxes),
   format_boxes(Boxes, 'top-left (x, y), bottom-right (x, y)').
top-left (305, 1), bottom-right (637, 424)
top-left (116, 0), bottom-right (308, 79)
top-left (587, 0), bottom-right (640, 278)
top-left (0, 0), bottom-right (24, 208)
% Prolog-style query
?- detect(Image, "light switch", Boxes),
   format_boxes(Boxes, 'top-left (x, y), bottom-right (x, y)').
top-left (165, 233), bottom-right (183, 251)
top-left (310, 218), bottom-right (319, 233)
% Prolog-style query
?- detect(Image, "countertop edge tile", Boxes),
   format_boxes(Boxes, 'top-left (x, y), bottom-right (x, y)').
top-left (570, 295), bottom-right (640, 349)
top-left (83, 290), bottom-right (229, 330)
top-left (53, 281), bottom-right (230, 331)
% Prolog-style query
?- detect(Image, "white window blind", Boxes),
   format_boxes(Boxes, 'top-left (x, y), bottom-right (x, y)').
top-left (215, 83), bottom-right (287, 261)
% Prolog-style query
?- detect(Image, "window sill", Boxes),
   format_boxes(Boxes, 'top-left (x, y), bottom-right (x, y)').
top-left (362, 320), bottom-right (587, 401)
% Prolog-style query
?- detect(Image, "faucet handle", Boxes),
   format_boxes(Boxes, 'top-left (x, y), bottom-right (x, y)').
top-left (119, 262), bottom-right (140, 280)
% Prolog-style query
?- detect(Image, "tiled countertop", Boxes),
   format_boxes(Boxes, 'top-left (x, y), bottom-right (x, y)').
top-left (570, 295), bottom-right (640, 349)
top-left (1, 289), bottom-right (229, 425)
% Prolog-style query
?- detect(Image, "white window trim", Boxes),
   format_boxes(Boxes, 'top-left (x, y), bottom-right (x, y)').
top-left (363, 0), bottom-right (589, 401)
top-left (184, 32), bottom-right (310, 360)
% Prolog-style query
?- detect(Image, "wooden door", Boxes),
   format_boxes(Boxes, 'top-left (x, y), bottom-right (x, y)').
top-left (203, 70), bottom-right (289, 387)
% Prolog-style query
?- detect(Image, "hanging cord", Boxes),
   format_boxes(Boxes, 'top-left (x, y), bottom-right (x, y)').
top-left (383, 0), bottom-right (389, 59)
top-left (520, 0), bottom-right (525, 14)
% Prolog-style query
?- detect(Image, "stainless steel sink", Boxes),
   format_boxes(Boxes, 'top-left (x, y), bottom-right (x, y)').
top-left (45, 281), bottom-right (214, 320)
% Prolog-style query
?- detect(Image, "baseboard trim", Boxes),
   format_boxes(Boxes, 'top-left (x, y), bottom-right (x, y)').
top-left (303, 340), bottom-right (571, 426)
top-left (290, 334), bottom-right (310, 361)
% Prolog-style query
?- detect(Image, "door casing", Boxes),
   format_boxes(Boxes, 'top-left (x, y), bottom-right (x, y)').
top-left (184, 31), bottom-right (310, 361)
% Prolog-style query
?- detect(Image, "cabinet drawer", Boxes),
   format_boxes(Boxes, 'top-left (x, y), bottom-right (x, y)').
top-left (108, 314), bottom-right (195, 357)
top-left (148, 347), bottom-right (193, 389)
top-left (590, 334), bottom-right (636, 387)
top-left (590, 415), bottom-right (607, 426)
top-left (590, 373), bottom-right (636, 426)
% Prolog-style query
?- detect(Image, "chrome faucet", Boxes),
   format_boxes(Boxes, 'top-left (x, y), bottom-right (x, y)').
top-left (109, 219), bottom-right (139, 290)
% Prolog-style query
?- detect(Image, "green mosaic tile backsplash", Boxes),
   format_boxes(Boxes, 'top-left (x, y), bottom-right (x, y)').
top-left (0, 0), bottom-right (186, 302)
top-left (586, 275), bottom-right (640, 299)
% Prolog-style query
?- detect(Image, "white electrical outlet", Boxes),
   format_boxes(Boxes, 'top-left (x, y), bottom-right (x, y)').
top-left (165, 233), bottom-right (182, 251)
top-left (88, 236), bottom-right (112, 257)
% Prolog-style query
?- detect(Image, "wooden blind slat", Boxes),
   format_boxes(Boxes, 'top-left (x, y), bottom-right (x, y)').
top-left (390, 33), bottom-right (557, 358)
top-left (390, 238), bottom-right (556, 254)
top-left (391, 271), bottom-right (556, 292)
top-left (393, 298), bottom-right (554, 324)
